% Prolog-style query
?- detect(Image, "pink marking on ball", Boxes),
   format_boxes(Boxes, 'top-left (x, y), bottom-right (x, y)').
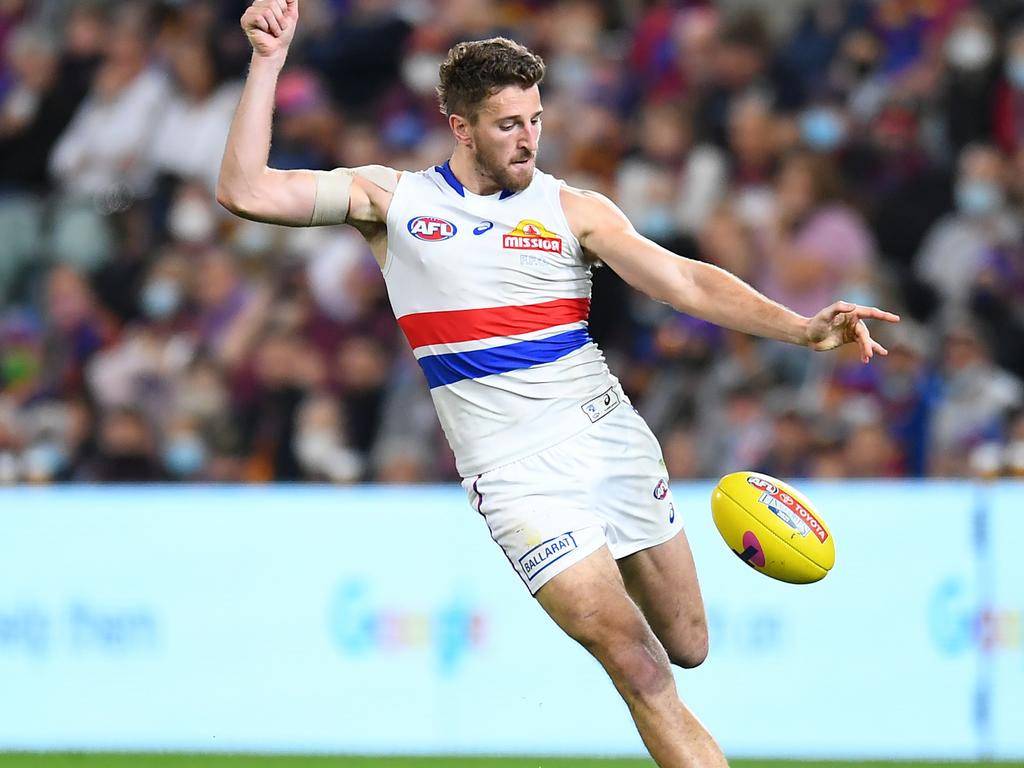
top-left (743, 530), bottom-right (766, 567)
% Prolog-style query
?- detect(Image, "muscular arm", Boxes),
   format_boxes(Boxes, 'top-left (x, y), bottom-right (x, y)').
top-left (215, 0), bottom-right (391, 228)
top-left (561, 186), bottom-right (898, 361)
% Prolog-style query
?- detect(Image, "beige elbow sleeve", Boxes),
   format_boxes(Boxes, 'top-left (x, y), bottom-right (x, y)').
top-left (310, 165), bottom-right (398, 226)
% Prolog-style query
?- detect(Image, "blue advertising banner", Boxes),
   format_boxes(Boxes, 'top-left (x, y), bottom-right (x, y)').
top-left (0, 482), bottom-right (1019, 759)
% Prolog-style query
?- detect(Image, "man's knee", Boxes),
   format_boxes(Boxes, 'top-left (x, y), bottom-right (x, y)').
top-left (664, 617), bottom-right (709, 669)
top-left (589, 631), bottom-right (675, 704)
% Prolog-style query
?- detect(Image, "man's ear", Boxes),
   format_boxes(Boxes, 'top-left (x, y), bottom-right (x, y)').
top-left (450, 113), bottom-right (474, 148)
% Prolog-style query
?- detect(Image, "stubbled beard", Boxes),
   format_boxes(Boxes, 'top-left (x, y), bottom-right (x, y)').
top-left (474, 145), bottom-right (533, 193)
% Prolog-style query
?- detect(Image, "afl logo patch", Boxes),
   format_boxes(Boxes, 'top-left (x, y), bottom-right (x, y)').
top-left (408, 216), bottom-right (457, 241)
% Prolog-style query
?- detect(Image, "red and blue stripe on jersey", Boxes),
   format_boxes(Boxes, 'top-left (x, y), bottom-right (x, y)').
top-left (398, 298), bottom-right (592, 388)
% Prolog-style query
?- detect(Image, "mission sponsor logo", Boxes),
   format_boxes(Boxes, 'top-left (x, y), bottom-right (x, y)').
top-left (408, 216), bottom-right (457, 241)
top-left (503, 219), bottom-right (563, 254)
top-left (746, 475), bottom-right (828, 543)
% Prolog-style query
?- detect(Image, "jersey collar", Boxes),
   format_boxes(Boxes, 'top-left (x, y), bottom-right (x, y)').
top-left (435, 159), bottom-right (518, 200)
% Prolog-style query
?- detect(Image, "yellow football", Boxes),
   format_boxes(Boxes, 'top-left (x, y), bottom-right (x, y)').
top-left (710, 471), bottom-right (835, 584)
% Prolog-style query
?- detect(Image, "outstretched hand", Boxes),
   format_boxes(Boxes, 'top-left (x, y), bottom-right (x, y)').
top-left (806, 301), bottom-right (900, 363)
top-left (242, 0), bottom-right (298, 59)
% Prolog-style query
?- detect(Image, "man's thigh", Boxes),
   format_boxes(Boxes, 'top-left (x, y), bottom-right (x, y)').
top-left (534, 545), bottom-right (661, 656)
top-left (616, 527), bottom-right (709, 666)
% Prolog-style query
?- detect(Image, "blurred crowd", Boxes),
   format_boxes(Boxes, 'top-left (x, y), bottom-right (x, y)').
top-left (1, 0), bottom-right (1023, 484)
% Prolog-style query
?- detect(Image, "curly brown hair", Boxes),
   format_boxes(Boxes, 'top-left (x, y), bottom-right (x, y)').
top-left (436, 37), bottom-right (546, 124)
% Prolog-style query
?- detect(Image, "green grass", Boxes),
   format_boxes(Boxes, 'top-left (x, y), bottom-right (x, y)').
top-left (0, 756), bottom-right (1021, 768)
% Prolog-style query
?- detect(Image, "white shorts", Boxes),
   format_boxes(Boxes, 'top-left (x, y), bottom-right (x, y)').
top-left (462, 399), bottom-right (682, 595)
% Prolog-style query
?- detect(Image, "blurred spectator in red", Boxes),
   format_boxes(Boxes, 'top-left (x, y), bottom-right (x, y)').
top-left (993, 25), bottom-right (1024, 155)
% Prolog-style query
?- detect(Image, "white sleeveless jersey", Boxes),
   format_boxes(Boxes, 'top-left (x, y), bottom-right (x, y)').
top-left (382, 162), bottom-right (621, 477)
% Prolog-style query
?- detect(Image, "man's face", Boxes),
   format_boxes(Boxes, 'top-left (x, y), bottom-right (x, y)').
top-left (467, 84), bottom-right (542, 193)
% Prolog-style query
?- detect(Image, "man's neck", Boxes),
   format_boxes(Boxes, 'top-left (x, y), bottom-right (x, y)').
top-left (447, 150), bottom-right (504, 196)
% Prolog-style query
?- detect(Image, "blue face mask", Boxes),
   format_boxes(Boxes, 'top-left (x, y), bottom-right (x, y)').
top-left (1006, 57), bottom-right (1024, 91)
top-left (956, 180), bottom-right (1003, 217)
top-left (24, 441), bottom-right (66, 479)
top-left (163, 435), bottom-right (207, 477)
top-left (800, 109), bottom-right (845, 151)
top-left (142, 279), bottom-right (182, 320)
top-left (637, 208), bottom-right (677, 242)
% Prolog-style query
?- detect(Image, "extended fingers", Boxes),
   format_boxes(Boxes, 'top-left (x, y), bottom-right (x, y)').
top-left (854, 320), bottom-right (872, 362)
top-left (853, 320), bottom-right (889, 363)
top-left (852, 305), bottom-right (901, 323)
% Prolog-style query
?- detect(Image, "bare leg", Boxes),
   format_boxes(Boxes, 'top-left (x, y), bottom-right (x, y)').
top-left (535, 546), bottom-right (727, 767)
top-left (618, 529), bottom-right (710, 669)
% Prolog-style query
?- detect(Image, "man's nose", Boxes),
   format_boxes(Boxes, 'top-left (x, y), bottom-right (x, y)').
top-left (520, 126), bottom-right (538, 152)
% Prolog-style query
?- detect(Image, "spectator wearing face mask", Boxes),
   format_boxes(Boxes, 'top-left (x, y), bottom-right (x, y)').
top-left (941, 9), bottom-right (1001, 153)
top-left (913, 143), bottom-right (1020, 319)
top-left (85, 252), bottom-right (196, 427)
top-left (615, 98), bottom-right (694, 245)
top-left (797, 100), bottom-right (849, 156)
top-left (160, 414), bottom-right (209, 481)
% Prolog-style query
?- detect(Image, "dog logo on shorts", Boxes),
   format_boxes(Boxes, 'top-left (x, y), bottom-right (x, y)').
top-left (653, 479), bottom-right (669, 500)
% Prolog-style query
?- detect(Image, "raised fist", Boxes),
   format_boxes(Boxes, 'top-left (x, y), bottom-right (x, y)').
top-left (241, 0), bottom-right (298, 59)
